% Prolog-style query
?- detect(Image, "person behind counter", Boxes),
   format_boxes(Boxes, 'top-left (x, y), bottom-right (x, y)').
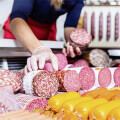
top-left (3, 0), bottom-right (84, 73)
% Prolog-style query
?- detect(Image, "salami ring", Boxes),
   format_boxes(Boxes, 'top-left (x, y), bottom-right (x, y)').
top-left (98, 67), bottom-right (111, 87)
top-left (70, 29), bottom-right (92, 47)
top-left (79, 67), bottom-right (95, 90)
top-left (33, 71), bottom-right (59, 99)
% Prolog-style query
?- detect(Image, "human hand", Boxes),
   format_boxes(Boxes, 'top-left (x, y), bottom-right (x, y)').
top-left (24, 46), bottom-right (58, 74)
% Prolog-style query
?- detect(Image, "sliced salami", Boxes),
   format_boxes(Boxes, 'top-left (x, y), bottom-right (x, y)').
top-left (33, 71), bottom-right (59, 99)
top-left (56, 70), bottom-right (80, 92)
top-left (79, 67), bottom-right (95, 90)
top-left (69, 59), bottom-right (89, 68)
top-left (55, 53), bottom-right (68, 70)
top-left (98, 67), bottom-right (111, 87)
top-left (15, 94), bottom-right (48, 112)
top-left (70, 29), bottom-right (92, 46)
top-left (0, 69), bottom-right (22, 92)
top-left (114, 67), bottom-right (120, 86)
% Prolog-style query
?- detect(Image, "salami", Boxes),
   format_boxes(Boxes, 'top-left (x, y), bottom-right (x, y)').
top-left (69, 59), bottom-right (89, 68)
top-left (33, 71), bottom-right (59, 98)
top-left (56, 70), bottom-right (81, 92)
top-left (0, 69), bottom-right (22, 92)
top-left (98, 67), bottom-right (111, 87)
top-left (114, 67), bottom-right (120, 86)
top-left (70, 29), bottom-right (92, 46)
top-left (56, 53), bottom-right (68, 70)
top-left (43, 63), bottom-right (54, 72)
top-left (83, 49), bottom-right (110, 67)
top-left (79, 67), bottom-right (95, 90)
top-left (15, 93), bottom-right (48, 112)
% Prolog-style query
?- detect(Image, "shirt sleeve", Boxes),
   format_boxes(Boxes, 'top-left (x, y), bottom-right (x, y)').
top-left (10, 0), bottom-right (34, 21)
top-left (64, 0), bottom-right (84, 28)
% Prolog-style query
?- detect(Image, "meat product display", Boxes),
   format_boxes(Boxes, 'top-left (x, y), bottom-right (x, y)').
top-left (79, 67), bottom-right (95, 90)
top-left (33, 71), bottom-right (59, 98)
top-left (15, 93), bottom-right (48, 112)
top-left (55, 53), bottom-right (68, 70)
top-left (84, 12), bottom-right (119, 40)
top-left (83, 49), bottom-right (110, 67)
top-left (56, 70), bottom-right (81, 92)
top-left (0, 69), bottom-right (22, 92)
top-left (114, 67), bottom-right (120, 86)
top-left (70, 29), bottom-right (92, 50)
top-left (98, 67), bottom-right (112, 87)
top-left (69, 59), bottom-right (89, 68)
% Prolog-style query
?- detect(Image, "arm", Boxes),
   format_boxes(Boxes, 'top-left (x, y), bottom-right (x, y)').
top-left (10, 0), bottom-right (44, 53)
top-left (10, 18), bottom-right (43, 53)
top-left (63, 0), bottom-right (84, 57)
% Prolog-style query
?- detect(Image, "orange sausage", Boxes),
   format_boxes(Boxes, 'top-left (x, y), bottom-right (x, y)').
top-left (96, 90), bottom-right (120, 100)
top-left (82, 88), bottom-right (108, 98)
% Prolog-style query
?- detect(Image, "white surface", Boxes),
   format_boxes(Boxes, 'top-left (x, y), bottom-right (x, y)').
top-left (108, 49), bottom-right (120, 56)
top-left (0, 39), bottom-right (64, 49)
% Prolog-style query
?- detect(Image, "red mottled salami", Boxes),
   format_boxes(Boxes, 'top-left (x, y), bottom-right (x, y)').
top-left (114, 67), bottom-right (120, 86)
top-left (56, 53), bottom-right (68, 70)
top-left (79, 67), bottom-right (95, 90)
top-left (33, 71), bottom-right (59, 98)
top-left (56, 70), bottom-right (80, 92)
top-left (69, 59), bottom-right (89, 68)
top-left (70, 29), bottom-right (92, 46)
top-left (43, 63), bottom-right (54, 72)
top-left (15, 94), bottom-right (48, 112)
top-left (0, 69), bottom-right (22, 92)
top-left (98, 68), bottom-right (111, 87)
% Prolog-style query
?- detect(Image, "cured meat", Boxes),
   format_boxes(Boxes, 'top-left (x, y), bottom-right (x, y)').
top-left (69, 59), bottom-right (89, 68)
top-left (15, 93), bottom-right (48, 112)
top-left (70, 29), bottom-right (92, 46)
top-left (0, 69), bottom-right (22, 92)
top-left (56, 70), bottom-right (80, 92)
top-left (79, 67), bottom-right (95, 90)
top-left (0, 87), bottom-right (21, 114)
top-left (98, 67), bottom-right (111, 87)
top-left (33, 71), bottom-right (59, 99)
top-left (83, 49), bottom-right (110, 67)
top-left (43, 63), bottom-right (54, 72)
top-left (114, 67), bottom-right (120, 86)
top-left (55, 53), bottom-right (68, 70)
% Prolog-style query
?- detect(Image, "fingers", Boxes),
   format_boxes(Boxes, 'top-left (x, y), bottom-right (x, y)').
top-left (24, 65), bottom-right (28, 75)
top-left (51, 55), bottom-right (58, 71)
top-left (76, 47), bottom-right (82, 55)
top-left (27, 58), bottom-right (33, 72)
top-left (38, 57), bottom-right (46, 69)
top-left (30, 56), bottom-right (38, 70)
top-left (67, 42), bottom-right (70, 54)
top-left (69, 46), bottom-right (75, 58)
top-left (62, 48), bottom-right (67, 56)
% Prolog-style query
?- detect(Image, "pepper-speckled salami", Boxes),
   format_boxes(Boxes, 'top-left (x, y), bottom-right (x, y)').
top-left (56, 70), bottom-right (81, 92)
top-left (114, 67), bottom-right (120, 86)
top-left (15, 93), bottom-right (48, 112)
top-left (98, 67), bottom-right (111, 87)
top-left (0, 69), bottom-right (22, 92)
top-left (70, 29), bottom-right (92, 46)
top-left (55, 53), bottom-right (68, 70)
top-left (79, 67), bottom-right (95, 90)
top-left (83, 49), bottom-right (110, 67)
top-left (33, 71), bottom-right (59, 99)
top-left (69, 59), bottom-right (89, 68)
